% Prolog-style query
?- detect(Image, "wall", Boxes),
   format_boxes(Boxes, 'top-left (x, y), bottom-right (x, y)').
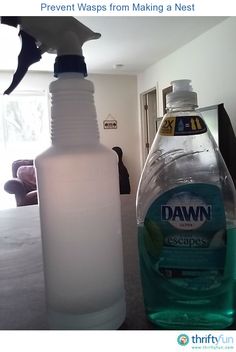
top-left (91, 74), bottom-right (139, 192)
top-left (0, 71), bottom-right (139, 192)
top-left (138, 17), bottom-right (236, 158)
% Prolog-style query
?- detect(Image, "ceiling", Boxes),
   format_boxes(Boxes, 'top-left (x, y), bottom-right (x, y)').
top-left (0, 16), bottom-right (226, 75)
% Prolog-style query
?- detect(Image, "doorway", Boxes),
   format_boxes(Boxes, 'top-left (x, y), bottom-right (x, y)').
top-left (140, 87), bottom-right (160, 164)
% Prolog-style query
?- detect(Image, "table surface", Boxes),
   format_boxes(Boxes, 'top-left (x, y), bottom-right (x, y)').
top-left (0, 195), bottom-right (235, 330)
top-left (0, 195), bottom-right (154, 330)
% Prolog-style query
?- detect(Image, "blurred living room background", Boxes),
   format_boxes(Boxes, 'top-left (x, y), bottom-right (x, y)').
top-left (1, 16), bottom-right (236, 209)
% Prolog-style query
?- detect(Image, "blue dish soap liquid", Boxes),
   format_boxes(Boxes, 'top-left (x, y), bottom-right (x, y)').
top-left (136, 79), bottom-right (236, 329)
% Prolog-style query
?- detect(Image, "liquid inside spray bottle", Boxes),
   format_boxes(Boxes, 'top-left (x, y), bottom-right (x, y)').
top-left (1, 16), bottom-right (126, 330)
top-left (136, 80), bottom-right (236, 329)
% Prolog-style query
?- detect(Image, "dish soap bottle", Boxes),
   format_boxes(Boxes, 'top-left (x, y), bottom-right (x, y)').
top-left (1, 16), bottom-right (126, 330)
top-left (136, 79), bottom-right (236, 329)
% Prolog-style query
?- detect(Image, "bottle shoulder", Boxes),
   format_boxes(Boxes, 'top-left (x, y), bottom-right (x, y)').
top-left (137, 126), bottom-right (236, 222)
top-left (35, 143), bottom-right (117, 163)
top-left (49, 76), bottom-right (94, 93)
top-left (165, 109), bottom-right (200, 117)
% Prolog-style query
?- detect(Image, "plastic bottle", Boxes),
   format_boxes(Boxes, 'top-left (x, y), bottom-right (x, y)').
top-left (1, 17), bottom-right (126, 330)
top-left (136, 79), bottom-right (236, 329)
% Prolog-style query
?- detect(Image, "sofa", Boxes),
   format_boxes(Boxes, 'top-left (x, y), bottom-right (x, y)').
top-left (4, 159), bottom-right (38, 207)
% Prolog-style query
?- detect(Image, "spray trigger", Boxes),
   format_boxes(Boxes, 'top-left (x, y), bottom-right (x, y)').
top-left (2, 16), bottom-right (101, 94)
top-left (4, 30), bottom-right (41, 95)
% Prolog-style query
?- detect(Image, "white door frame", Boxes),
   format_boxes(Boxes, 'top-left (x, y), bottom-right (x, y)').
top-left (139, 83), bottom-right (159, 167)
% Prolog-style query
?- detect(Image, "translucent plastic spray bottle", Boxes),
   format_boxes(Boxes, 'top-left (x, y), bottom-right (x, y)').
top-left (1, 16), bottom-right (126, 330)
top-left (136, 79), bottom-right (236, 329)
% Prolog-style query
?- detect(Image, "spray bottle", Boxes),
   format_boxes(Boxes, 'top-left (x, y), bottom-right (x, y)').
top-left (136, 79), bottom-right (236, 329)
top-left (2, 16), bottom-right (126, 330)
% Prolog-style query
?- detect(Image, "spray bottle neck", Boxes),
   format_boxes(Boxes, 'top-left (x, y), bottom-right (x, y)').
top-left (50, 74), bottom-right (100, 147)
top-left (54, 55), bottom-right (87, 77)
top-left (56, 72), bottom-right (84, 79)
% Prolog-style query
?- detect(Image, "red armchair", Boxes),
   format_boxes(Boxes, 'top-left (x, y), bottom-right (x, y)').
top-left (4, 159), bottom-right (38, 207)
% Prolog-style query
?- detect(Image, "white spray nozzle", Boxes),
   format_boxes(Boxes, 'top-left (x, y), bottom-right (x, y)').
top-left (20, 17), bottom-right (101, 56)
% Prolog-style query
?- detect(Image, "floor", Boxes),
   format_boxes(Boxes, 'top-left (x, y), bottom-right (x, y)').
top-left (0, 184), bottom-right (15, 209)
